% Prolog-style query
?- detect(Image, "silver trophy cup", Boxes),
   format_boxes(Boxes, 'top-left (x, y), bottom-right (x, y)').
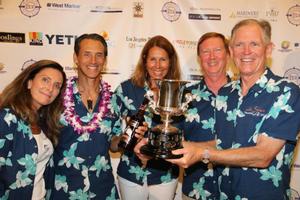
top-left (140, 79), bottom-right (192, 159)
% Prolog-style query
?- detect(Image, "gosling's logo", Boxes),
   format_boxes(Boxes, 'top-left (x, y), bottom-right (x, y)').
top-left (284, 67), bottom-right (300, 86)
top-left (19, 0), bottom-right (41, 18)
top-left (161, 1), bottom-right (181, 22)
top-left (286, 4), bottom-right (300, 26)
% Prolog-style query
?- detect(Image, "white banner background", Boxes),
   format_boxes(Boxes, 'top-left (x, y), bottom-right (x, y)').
top-left (1, 0), bottom-right (300, 199)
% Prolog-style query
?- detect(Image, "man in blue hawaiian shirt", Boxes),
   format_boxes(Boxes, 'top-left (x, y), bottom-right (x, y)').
top-left (181, 32), bottom-right (229, 200)
top-left (167, 19), bottom-right (300, 200)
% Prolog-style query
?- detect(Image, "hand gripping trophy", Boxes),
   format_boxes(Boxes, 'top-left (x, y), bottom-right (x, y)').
top-left (140, 79), bottom-right (192, 159)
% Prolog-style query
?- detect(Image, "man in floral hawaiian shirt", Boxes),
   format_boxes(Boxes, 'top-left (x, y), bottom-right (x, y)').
top-left (167, 19), bottom-right (300, 200)
top-left (49, 34), bottom-right (121, 200)
top-left (180, 32), bottom-right (230, 200)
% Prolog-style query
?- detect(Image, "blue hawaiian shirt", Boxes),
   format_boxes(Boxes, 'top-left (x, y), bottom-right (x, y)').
top-left (180, 78), bottom-right (224, 200)
top-left (49, 79), bottom-right (121, 200)
top-left (111, 79), bottom-right (179, 186)
top-left (0, 108), bottom-right (52, 199)
top-left (215, 68), bottom-right (300, 200)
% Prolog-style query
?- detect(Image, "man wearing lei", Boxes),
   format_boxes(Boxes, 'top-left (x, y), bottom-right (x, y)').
top-left (49, 33), bottom-right (146, 200)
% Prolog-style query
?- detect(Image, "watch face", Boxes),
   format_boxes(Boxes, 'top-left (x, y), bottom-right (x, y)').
top-left (202, 158), bottom-right (210, 164)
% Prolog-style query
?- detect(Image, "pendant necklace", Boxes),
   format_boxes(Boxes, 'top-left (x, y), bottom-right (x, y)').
top-left (87, 97), bottom-right (93, 111)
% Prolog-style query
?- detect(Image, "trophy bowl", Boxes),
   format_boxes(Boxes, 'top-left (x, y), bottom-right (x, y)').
top-left (140, 79), bottom-right (192, 159)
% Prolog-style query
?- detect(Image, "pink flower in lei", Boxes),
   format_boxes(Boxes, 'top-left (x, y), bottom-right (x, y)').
top-left (63, 76), bottom-right (112, 134)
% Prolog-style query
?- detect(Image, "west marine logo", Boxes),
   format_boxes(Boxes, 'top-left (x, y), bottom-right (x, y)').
top-left (19, 0), bottom-right (41, 18)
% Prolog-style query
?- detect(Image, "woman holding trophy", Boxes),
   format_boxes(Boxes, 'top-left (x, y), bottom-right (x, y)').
top-left (111, 35), bottom-right (182, 200)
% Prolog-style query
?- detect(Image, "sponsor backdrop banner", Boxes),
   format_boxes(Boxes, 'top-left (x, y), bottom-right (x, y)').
top-left (0, 0), bottom-right (300, 199)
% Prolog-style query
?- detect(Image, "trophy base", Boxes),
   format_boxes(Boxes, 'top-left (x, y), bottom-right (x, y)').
top-left (140, 144), bottom-right (183, 159)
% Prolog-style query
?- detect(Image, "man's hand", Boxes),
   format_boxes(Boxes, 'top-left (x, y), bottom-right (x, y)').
top-left (166, 141), bottom-right (204, 168)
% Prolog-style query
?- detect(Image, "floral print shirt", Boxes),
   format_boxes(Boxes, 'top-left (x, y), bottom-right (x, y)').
top-left (215, 68), bottom-right (300, 200)
top-left (0, 108), bottom-right (52, 199)
top-left (111, 79), bottom-right (179, 186)
top-left (180, 79), bottom-right (221, 200)
top-left (49, 79), bottom-right (121, 200)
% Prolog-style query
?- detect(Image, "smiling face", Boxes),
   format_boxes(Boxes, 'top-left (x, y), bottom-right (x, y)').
top-left (74, 38), bottom-right (106, 80)
top-left (146, 46), bottom-right (170, 86)
top-left (230, 23), bottom-right (272, 80)
top-left (27, 67), bottom-right (64, 110)
top-left (198, 37), bottom-right (228, 78)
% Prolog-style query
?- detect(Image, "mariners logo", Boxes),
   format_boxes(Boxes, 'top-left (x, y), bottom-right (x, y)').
top-left (161, 1), bottom-right (181, 22)
top-left (286, 4), bottom-right (300, 26)
top-left (284, 67), bottom-right (300, 86)
top-left (19, 0), bottom-right (41, 18)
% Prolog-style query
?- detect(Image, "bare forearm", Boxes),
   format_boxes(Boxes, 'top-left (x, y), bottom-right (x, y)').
top-left (210, 136), bottom-right (285, 168)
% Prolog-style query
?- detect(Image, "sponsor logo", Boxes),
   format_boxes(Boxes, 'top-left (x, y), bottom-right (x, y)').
top-left (161, 1), bottom-right (181, 22)
top-left (0, 32), bottom-right (25, 43)
top-left (99, 31), bottom-right (115, 47)
top-left (189, 6), bottom-right (221, 12)
top-left (28, 33), bottom-right (78, 45)
top-left (286, 4), bottom-right (300, 26)
top-left (45, 34), bottom-right (77, 45)
top-left (173, 39), bottom-right (197, 49)
top-left (265, 8), bottom-right (279, 22)
top-left (278, 40), bottom-right (292, 52)
top-left (189, 13), bottom-right (221, 20)
top-left (0, 62), bottom-right (6, 73)
top-left (21, 59), bottom-right (37, 70)
top-left (188, 6), bottom-right (221, 21)
top-left (90, 6), bottom-right (122, 13)
top-left (46, 2), bottom-right (80, 11)
top-left (290, 188), bottom-right (300, 200)
top-left (29, 32), bottom-right (43, 45)
top-left (19, 0), bottom-right (41, 18)
top-left (284, 67), bottom-right (300, 86)
top-left (133, 2), bottom-right (143, 18)
top-left (229, 10), bottom-right (259, 18)
top-left (126, 35), bottom-right (149, 49)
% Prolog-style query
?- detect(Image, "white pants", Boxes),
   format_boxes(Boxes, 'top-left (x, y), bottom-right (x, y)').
top-left (117, 175), bottom-right (178, 200)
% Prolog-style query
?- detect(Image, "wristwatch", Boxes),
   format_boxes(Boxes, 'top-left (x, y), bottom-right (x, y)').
top-left (202, 149), bottom-right (210, 164)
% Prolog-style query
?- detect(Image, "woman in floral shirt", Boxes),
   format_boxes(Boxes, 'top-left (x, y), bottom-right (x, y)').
top-left (0, 60), bottom-right (66, 199)
top-left (111, 35), bottom-right (182, 200)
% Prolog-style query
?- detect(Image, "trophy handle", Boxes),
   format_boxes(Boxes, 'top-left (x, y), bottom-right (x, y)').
top-left (180, 92), bottom-right (193, 112)
top-left (145, 90), bottom-right (160, 115)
